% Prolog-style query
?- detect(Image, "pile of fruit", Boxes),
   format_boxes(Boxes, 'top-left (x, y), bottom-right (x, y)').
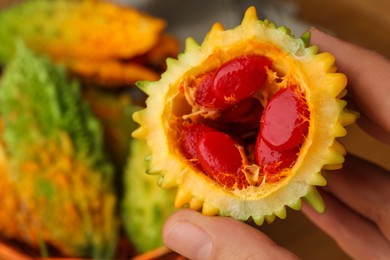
top-left (0, 0), bottom-right (178, 258)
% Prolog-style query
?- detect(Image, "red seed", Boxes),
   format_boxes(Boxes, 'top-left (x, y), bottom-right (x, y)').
top-left (212, 55), bottom-right (271, 105)
top-left (260, 87), bottom-right (309, 151)
top-left (180, 123), bottom-right (214, 160)
top-left (254, 137), bottom-right (299, 175)
top-left (194, 72), bottom-right (228, 109)
top-left (197, 131), bottom-right (248, 189)
top-left (194, 55), bottom-right (271, 109)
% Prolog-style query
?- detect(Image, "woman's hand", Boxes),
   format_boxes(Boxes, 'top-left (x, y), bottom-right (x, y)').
top-left (162, 29), bottom-right (390, 260)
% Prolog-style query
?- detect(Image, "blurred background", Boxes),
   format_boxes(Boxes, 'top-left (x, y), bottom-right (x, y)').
top-left (0, 0), bottom-right (389, 259)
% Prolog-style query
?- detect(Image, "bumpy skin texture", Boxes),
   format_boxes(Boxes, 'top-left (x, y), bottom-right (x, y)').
top-left (0, 0), bottom-right (165, 61)
top-left (0, 0), bottom-right (179, 86)
top-left (122, 138), bottom-right (176, 254)
top-left (132, 7), bottom-right (357, 224)
top-left (0, 44), bottom-right (117, 258)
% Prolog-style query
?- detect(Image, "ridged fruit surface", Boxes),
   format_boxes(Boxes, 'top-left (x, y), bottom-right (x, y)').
top-left (0, 43), bottom-right (117, 258)
top-left (132, 7), bottom-right (357, 224)
top-left (122, 138), bottom-right (176, 253)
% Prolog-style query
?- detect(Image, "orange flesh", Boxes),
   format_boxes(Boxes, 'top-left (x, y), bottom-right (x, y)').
top-left (176, 55), bottom-right (310, 190)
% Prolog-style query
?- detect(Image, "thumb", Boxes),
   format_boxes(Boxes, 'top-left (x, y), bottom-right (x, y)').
top-left (162, 209), bottom-right (298, 260)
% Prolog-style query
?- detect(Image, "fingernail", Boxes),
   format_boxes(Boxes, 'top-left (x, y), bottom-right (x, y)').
top-left (164, 221), bottom-right (212, 260)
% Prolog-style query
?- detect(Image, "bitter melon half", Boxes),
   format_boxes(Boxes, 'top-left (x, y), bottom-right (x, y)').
top-left (132, 7), bottom-right (357, 224)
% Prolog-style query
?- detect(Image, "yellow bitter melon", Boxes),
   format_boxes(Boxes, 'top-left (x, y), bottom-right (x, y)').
top-left (0, 0), bottom-right (180, 86)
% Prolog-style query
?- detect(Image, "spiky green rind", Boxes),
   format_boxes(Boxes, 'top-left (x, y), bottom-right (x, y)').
top-left (122, 138), bottom-right (176, 253)
top-left (0, 43), bottom-right (118, 258)
top-left (300, 31), bottom-right (311, 48)
top-left (0, 42), bottom-right (110, 174)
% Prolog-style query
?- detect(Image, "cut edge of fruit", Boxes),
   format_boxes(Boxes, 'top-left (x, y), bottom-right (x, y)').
top-left (132, 6), bottom-right (357, 224)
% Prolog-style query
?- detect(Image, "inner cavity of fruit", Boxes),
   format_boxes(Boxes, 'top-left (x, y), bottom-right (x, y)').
top-left (177, 54), bottom-right (310, 190)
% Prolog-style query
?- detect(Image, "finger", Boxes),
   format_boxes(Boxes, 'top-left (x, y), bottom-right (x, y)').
top-left (309, 28), bottom-right (390, 137)
top-left (326, 154), bottom-right (390, 241)
top-left (357, 113), bottom-right (390, 144)
top-left (163, 209), bottom-right (298, 260)
top-left (344, 96), bottom-right (390, 144)
top-left (302, 191), bottom-right (390, 260)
